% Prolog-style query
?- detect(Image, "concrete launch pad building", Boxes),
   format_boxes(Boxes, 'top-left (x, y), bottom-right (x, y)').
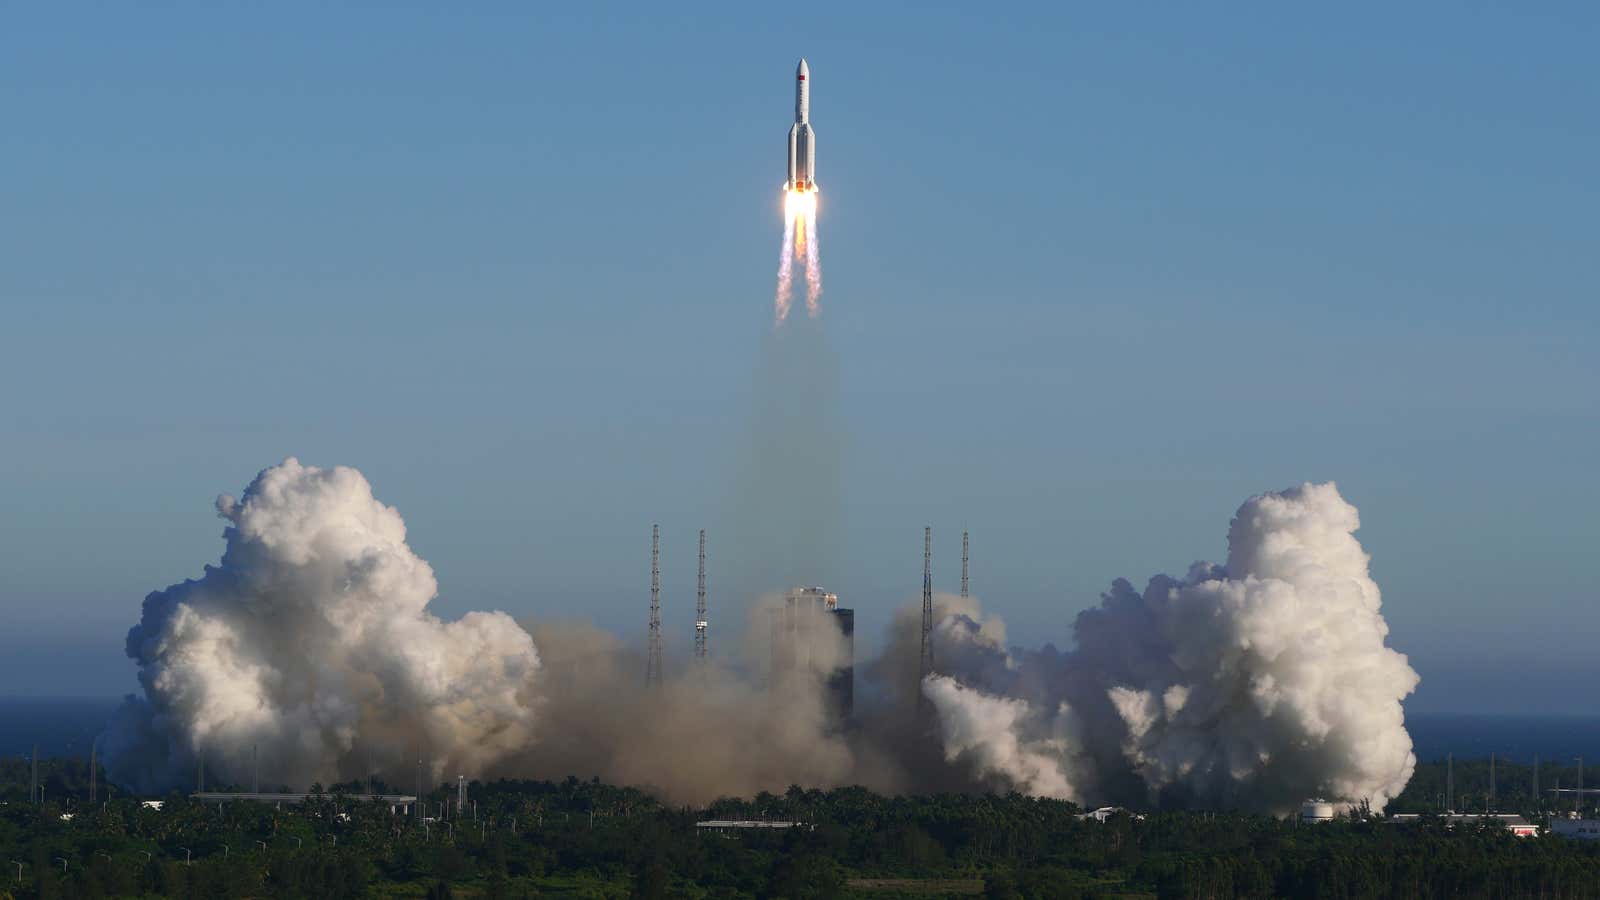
top-left (771, 586), bottom-right (854, 722)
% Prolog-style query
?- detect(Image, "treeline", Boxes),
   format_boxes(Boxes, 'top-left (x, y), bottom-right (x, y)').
top-left (2, 767), bottom-right (1600, 897)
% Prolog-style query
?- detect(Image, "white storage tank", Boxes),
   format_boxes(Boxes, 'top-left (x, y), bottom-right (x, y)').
top-left (1300, 800), bottom-right (1337, 823)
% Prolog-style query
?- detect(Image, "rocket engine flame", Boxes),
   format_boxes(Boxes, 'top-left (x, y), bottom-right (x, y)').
top-left (803, 203), bottom-right (822, 317)
top-left (775, 187), bottom-right (820, 325)
top-left (775, 207), bottom-right (796, 324)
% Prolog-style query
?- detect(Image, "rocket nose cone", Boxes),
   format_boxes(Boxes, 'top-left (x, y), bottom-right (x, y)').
top-left (798, 58), bottom-right (809, 75)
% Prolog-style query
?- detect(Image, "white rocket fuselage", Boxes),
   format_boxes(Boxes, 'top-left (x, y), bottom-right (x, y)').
top-left (786, 59), bottom-right (816, 193)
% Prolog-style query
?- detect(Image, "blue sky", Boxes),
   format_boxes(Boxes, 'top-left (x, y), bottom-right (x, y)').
top-left (1, 3), bottom-right (1595, 712)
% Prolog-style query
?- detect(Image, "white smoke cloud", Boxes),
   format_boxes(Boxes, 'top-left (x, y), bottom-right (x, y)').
top-left (105, 458), bottom-right (541, 792)
top-left (924, 676), bottom-right (1081, 800)
top-left (919, 482), bottom-right (1419, 814)
top-left (105, 463), bottom-right (1417, 814)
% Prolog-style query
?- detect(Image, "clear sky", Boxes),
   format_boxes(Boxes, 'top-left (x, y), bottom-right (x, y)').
top-left (1, 3), bottom-right (1595, 713)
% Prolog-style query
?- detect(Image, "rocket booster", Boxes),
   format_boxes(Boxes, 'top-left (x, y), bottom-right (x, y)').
top-left (785, 59), bottom-right (816, 193)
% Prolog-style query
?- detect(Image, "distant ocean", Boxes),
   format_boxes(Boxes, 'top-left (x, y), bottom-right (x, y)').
top-left (1405, 713), bottom-right (1600, 765)
top-left (0, 696), bottom-right (123, 758)
top-left (2, 699), bottom-right (1597, 766)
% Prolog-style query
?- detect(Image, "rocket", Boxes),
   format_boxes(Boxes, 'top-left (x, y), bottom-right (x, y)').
top-left (785, 59), bottom-right (816, 193)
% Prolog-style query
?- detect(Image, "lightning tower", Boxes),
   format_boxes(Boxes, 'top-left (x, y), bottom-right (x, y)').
top-left (960, 530), bottom-right (970, 599)
top-left (919, 527), bottom-right (933, 708)
top-left (647, 524), bottom-right (663, 687)
top-left (695, 529), bottom-right (708, 663)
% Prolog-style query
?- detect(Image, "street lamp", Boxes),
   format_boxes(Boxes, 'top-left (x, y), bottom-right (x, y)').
top-left (54, 858), bottom-right (67, 873)
top-left (179, 847), bottom-right (192, 866)
top-left (291, 836), bottom-right (302, 850)
top-left (256, 841), bottom-right (267, 853)
top-left (9, 861), bottom-right (22, 884)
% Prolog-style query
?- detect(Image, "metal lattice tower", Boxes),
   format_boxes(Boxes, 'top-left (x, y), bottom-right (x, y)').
top-left (1489, 752), bottom-right (1496, 812)
top-left (647, 524), bottom-right (663, 687)
top-left (1446, 753), bottom-right (1453, 811)
top-left (694, 529), bottom-right (708, 663)
top-left (1568, 749), bottom-right (1580, 813)
top-left (960, 530), bottom-right (970, 599)
top-left (919, 527), bottom-right (934, 689)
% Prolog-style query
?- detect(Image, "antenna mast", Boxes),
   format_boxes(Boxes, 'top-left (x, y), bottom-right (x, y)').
top-left (1446, 753), bottom-right (1453, 812)
top-left (647, 524), bottom-right (663, 687)
top-left (919, 527), bottom-right (934, 703)
top-left (1489, 752), bottom-right (1496, 812)
top-left (960, 530), bottom-right (970, 599)
top-left (695, 529), bottom-right (708, 663)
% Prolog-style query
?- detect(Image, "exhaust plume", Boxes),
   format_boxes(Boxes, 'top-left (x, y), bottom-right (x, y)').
top-left (103, 463), bottom-right (1416, 814)
top-left (775, 188), bottom-right (820, 324)
top-left (774, 212), bottom-right (795, 324)
top-left (803, 210), bottom-right (822, 317)
top-left (916, 482), bottom-right (1420, 814)
top-left (103, 459), bottom-right (541, 793)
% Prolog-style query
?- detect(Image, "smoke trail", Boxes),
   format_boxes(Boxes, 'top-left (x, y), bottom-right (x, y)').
top-left (774, 213), bottom-right (796, 324)
top-left (803, 212), bottom-right (822, 317)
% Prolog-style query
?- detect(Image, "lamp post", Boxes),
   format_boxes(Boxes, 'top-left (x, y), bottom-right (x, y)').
top-left (54, 858), bottom-right (67, 873)
top-left (255, 841), bottom-right (267, 853)
top-left (179, 847), bottom-right (191, 866)
top-left (10, 860), bottom-right (22, 884)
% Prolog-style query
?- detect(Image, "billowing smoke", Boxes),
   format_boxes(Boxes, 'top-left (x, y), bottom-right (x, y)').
top-left (106, 463), bottom-right (1417, 814)
top-left (917, 482), bottom-right (1420, 814)
top-left (512, 612), bottom-right (898, 804)
top-left (104, 459), bottom-right (542, 793)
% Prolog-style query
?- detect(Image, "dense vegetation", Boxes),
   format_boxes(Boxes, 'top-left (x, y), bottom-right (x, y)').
top-left (1, 757), bottom-right (1598, 898)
